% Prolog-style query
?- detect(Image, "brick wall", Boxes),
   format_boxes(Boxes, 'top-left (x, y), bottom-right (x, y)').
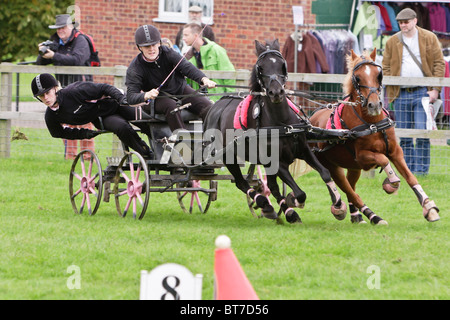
top-left (75, 0), bottom-right (316, 83)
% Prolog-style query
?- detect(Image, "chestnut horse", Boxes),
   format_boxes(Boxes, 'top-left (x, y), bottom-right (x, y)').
top-left (309, 49), bottom-right (440, 225)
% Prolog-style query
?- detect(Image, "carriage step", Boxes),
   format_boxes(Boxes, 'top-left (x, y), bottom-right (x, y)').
top-left (106, 156), bottom-right (122, 166)
top-left (191, 168), bottom-right (217, 176)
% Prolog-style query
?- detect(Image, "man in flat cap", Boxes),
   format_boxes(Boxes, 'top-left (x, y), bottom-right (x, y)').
top-left (382, 8), bottom-right (445, 175)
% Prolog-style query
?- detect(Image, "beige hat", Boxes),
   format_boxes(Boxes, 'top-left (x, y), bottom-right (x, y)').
top-left (189, 5), bottom-right (203, 12)
top-left (396, 8), bottom-right (417, 21)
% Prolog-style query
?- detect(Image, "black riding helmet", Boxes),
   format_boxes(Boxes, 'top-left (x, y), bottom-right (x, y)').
top-left (31, 73), bottom-right (58, 98)
top-left (135, 25), bottom-right (161, 48)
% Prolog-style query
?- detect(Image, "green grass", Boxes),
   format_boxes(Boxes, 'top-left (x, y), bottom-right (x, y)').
top-left (0, 128), bottom-right (449, 300)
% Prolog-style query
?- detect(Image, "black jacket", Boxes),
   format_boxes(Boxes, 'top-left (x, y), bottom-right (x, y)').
top-left (125, 46), bottom-right (206, 105)
top-left (45, 81), bottom-right (124, 140)
top-left (36, 29), bottom-right (92, 87)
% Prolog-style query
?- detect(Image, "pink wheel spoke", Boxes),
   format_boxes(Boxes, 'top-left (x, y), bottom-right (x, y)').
top-left (135, 166), bottom-right (142, 182)
top-left (86, 195), bottom-right (92, 215)
top-left (194, 192), bottom-right (203, 212)
top-left (132, 198), bottom-right (137, 218)
top-left (136, 193), bottom-right (144, 206)
top-left (129, 161), bottom-right (135, 180)
top-left (88, 158), bottom-right (94, 178)
top-left (72, 188), bottom-right (82, 199)
top-left (88, 187), bottom-right (98, 196)
top-left (124, 196), bottom-right (133, 213)
top-left (118, 168), bottom-right (131, 183)
top-left (80, 194), bottom-right (86, 213)
top-left (118, 189), bottom-right (128, 197)
top-left (88, 173), bottom-right (99, 185)
top-left (73, 172), bottom-right (83, 181)
top-left (179, 191), bottom-right (188, 200)
top-left (80, 158), bottom-right (86, 177)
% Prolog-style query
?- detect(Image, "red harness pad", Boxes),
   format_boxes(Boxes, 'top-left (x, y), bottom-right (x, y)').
top-left (233, 96), bottom-right (300, 129)
top-left (326, 103), bottom-right (345, 130)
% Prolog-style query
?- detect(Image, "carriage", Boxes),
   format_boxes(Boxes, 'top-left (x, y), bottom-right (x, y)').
top-left (68, 42), bottom-right (440, 225)
top-left (69, 107), bottom-right (253, 220)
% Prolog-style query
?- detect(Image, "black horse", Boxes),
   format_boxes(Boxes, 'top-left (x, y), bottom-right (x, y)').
top-left (203, 39), bottom-right (347, 223)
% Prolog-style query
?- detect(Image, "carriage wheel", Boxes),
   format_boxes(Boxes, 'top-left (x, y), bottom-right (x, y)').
top-left (113, 151), bottom-right (150, 220)
top-left (246, 165), bottom-right (273, 218)
top-left (69, 150), bottom-right (103, 216)
top-left (176, 180), bottom-right (217, 214)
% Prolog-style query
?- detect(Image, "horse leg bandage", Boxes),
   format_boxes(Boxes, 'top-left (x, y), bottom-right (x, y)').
top-left (247, 188), bottom-right (257, 199)
top-left (326, 181), bottom-right (341, 205)
top-left (349, 202), bottom-right (359, 216)
top-left (383, 163), bottom-right (401, 184)
top-left (412, 184), bottom-right (429, 206)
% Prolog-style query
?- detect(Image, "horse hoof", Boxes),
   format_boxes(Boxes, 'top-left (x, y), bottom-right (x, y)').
top-left (286, 193), bottom-right (305, 209)
top-left (424, 208), bottom-right (440, 222)
top-left (331, 201), bottom-right (347, 220)
top-left (423, 200), bottom-right (440, 222)
top-left (262, 207), bottom-right (278, 220)
top-left (370, 215), bottom-right (388, 226)
top-left (285, 209), bottom-right (302, 224)
top-left (382, 178), bottom-right (400, 194)
top-left (351, 214), bottom-right (367, 224)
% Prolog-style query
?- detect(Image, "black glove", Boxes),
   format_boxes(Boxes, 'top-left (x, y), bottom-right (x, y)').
top-left (85, 130), bottom-right (102, 139)
top-left (119, 95), bottom-right (128, 106)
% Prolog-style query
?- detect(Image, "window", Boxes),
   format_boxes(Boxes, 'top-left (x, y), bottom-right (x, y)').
top-left (154, 0), bottom-right (214, 24)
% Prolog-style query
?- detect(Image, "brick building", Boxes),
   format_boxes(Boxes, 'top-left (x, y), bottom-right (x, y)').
top-left (74, 0), bottom-right (323, 69)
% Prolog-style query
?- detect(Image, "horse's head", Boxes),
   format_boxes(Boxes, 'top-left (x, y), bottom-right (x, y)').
top-left (344, 49), bottom-right (383, 117)
top-left (251, 39), bottom-right (288, 104)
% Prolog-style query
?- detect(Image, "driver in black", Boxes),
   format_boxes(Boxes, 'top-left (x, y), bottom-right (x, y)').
top-left (31, 73), bottom-right (153, 158)
top-left (126, 24), bottom-right (217, 132)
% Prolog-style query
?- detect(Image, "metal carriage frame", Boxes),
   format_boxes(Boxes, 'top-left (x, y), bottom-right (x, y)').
top-left (68, 109), bottom-right (270, 220)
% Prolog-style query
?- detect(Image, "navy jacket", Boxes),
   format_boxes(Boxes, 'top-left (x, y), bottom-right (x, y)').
top-left (45, 82), bottom-right (124, 140)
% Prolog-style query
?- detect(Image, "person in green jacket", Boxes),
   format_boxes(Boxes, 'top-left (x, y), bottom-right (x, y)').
top-left (183, 23), bottom-right (236, 102)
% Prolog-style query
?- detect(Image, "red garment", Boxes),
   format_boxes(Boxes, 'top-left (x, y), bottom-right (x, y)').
top-left (234, 95), bottom-right (299, 129)
top-left (376, 3), bottom-right (392, 33)
top-left (282, 33), bottom-right (329, 73)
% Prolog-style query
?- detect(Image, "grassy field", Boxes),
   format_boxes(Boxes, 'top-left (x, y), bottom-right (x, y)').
top-left (0, 128), bottom-right (449, 300)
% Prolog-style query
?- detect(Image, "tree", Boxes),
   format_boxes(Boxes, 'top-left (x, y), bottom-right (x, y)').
top-left (0, 0), bottom-right (74, 62)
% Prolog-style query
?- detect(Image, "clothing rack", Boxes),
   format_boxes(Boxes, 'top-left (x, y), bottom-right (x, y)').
top-left (292, 23), bottom-right (350, 77)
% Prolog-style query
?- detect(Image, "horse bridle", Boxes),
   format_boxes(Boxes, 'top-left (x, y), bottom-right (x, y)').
top-left (254, 49), bottom-right (288, 94)
top-left (351, 59), bottom-right (383, 108)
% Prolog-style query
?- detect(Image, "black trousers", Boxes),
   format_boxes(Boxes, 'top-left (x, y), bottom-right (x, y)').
top-left (93, 105), bottom-right (152, 156)
top-left (153, 86), bottom-right (212, 131)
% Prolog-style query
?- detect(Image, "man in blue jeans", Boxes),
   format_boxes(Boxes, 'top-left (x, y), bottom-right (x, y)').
top-left (382, 8), bottom-right (445, 175)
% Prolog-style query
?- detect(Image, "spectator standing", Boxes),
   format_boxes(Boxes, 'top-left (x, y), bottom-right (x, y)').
top-left (174, 5), bottom-right (215, 57)
top-left (382, 8), bottom-right (445, 175)
top-left (183, 23), bottom-right (235, 101)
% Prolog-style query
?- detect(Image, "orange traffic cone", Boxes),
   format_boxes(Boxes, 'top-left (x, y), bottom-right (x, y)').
top-left (214, 235), bottom-right (259, 300)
